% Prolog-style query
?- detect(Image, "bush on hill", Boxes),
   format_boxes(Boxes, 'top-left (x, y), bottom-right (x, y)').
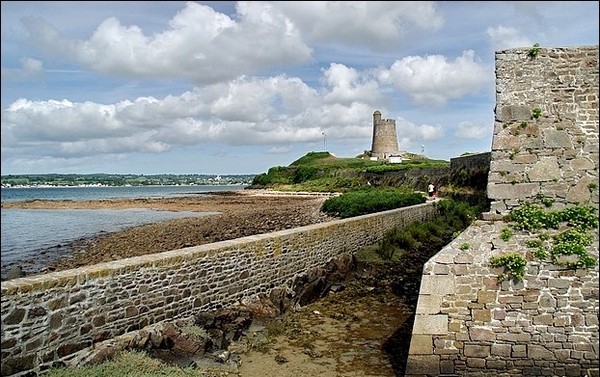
top-left (321, 186), bottom-right (426, 218)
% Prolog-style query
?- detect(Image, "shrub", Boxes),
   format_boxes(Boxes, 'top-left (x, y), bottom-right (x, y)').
top-left (321, 187), bottom-right (425, 218)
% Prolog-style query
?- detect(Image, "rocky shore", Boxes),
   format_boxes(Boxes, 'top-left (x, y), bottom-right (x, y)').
top-left (2, 190), bottom-right (337, 278)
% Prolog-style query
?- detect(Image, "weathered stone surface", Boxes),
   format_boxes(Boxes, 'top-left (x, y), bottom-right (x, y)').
top-left (407, 46), bottom-right (599, 377)
top-left (496, 105), bottom-right (532, 121)
top-left (487, 182), bottom-right (539, 199)
top-left (544, 129), bottom-right (574, 148)
top-left (566, 176), bottom-right (595, 203)
top-left (405, 355), bottom-right (440, 375)
top-left (3, 308), bottom-right (26, 325)
top-left (528, 157), bottom-right (561, 181)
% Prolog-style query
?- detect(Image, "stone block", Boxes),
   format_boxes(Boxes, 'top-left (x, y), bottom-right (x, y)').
top-left (496, 105), bottom-right (531, 121)
top-left (543, 129), bottom-right (573, 148)
top-left (472, 309), bottom-right (491, 322)
top-left (408, 334), bottom-right (433, 354)
top-left (528, 157), bottom-right (561, 181)
top-left (491, 343), bottom-right (511, 357)
top-left (405, 355), bottom-right (440, 375)
top-left (420, 275), bottom-right (455, 295)
top-left (412, 314), bottom-right (448, 335)
top-left (528, 344), bottom-right (555, 360)
top-left (469, 326), bottom-right (495, 341)
top-left (487, 183), bottom-right (538, 199)
top-left (416, 294), bottom-right (443, 314)
top-left (466, 357), bottom-right (486, 368)
top-left (476, 290), bottom-right (497, 304)
top-left (464, 344), bottom-right (490, 358)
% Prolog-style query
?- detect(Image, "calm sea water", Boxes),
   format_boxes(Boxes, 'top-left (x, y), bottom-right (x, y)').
top-left (1, 185), bottom-right (245, 279)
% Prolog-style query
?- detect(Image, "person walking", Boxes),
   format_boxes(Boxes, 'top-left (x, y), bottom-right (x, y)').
top-left (428, 183), bottom-right (435, 199)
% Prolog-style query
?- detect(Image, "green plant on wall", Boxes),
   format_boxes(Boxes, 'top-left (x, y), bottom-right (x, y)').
top-left (551, 229), bottom-right (596, 268)
top-left (531, 107), bottom-right (543, 119)
top-left (528, 43), bottom-right (540, 58)
top-left (535, 192), bottom-right (555, 208)
top-left (490, 252), bottom-right (527, 282)
top-left (492, 200), bottom-right (599, 284)
top-left (500, 227), bottom-right (512, 241)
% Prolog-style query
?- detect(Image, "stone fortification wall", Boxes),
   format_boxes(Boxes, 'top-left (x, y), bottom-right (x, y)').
top-left (365, 151), bottom-right (492, 190)
top-left (450, 152), bottom-right (491, 171)
top-left (406, 221), bottom-right (598, 377)
top-left (1, 202), bottom-right (438, 376)
top-left (487, 46), bottom-right (598, 216)
top-left (406, 46), bottom-right (599, 376)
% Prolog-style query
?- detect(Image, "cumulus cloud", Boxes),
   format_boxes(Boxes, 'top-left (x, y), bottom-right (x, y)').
top-left (487, 25), bottom-right (533, 51)
top-left (1, 44), bottom-right (490, 166)
top-left (272, 1), bottom-right (443, 50)
top-left (21, 2), bottom-right (313, 85)
top-left (397, 118), bottom-right (445, 141)
top-left (454, 121), bottom-right (491, 140)
top-left (321, 63), bottom-right (382, 105)
top-left (0, 58), bottom-right (44, 82)
top-left (14, 1), bottom-right (446, 86)
top-left (7, 1), bottom-right (577, 173)
top-left (267, 145), bottom-right (293, 154)
top-left (1, 73), bottom-right (377, 159)
top-left (378, 50), bottom-right (491, 107)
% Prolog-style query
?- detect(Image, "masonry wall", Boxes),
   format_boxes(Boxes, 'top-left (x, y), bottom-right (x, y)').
top-left (450, 152), bottom-right (491, 171)
top-left (1, 201), bottom-right (438, 377)
top-left (405, 46), bottom-right (599, 376)
top-left (487, 45), bottom-right (599, 215)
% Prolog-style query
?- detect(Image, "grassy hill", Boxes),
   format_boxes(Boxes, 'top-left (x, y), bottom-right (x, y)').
top-left (248, 151), bottom-right (450, 192)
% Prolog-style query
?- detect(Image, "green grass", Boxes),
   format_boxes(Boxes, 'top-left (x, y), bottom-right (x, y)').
top-left (369, 198), bottom-right (481, 262)
top-left (45, 350), bottom-right (222, 377)
top-left (248, 151), bottom-right (449, 192)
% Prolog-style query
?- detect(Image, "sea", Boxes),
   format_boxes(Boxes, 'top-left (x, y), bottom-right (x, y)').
top-left (1, 184), bottom-right (246, 280)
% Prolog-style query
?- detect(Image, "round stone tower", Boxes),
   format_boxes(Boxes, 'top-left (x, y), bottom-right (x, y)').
top-left (370, 110), bottom-right (399, 160)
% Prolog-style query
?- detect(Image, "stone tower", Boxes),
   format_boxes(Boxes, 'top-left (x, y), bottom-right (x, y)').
top-left (370, 110), bottom-right (399, 160)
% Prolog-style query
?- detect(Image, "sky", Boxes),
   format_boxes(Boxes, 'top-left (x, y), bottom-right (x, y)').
top-left (1, 1), bottom-right (598, 176)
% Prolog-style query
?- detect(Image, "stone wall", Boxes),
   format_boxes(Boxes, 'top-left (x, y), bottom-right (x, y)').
top-left (405, 45), bottom-right (599, 376)
top-left (450, 152), bottom-right (491, 171)
top-left (487, 45), bottom-right (599, 216)
top-left (1, 201), bottom-right (438, 376)
top-left (406, 221), bottom-right (599, 377)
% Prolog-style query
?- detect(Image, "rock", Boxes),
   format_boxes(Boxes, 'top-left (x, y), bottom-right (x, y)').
top-left (6, 265), bottom-right (25, 280)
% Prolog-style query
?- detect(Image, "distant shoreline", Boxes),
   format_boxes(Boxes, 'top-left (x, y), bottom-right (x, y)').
top-left (1, 183), bottom-right (248, 189)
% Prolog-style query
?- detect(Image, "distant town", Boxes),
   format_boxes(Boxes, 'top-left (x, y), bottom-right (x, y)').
top-left (0, 173), bottom-right (256, 188)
